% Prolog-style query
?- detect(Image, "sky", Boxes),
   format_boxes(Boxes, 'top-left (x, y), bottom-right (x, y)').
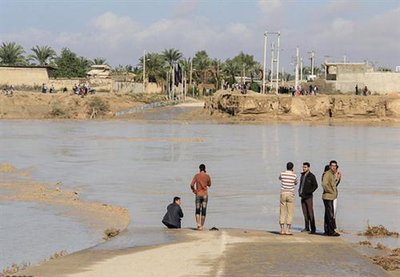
top-left (0, 0), bottom-right (399, 71)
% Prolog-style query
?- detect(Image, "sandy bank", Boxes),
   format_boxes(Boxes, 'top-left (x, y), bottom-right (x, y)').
top-left (0, 91), bottom-right (167, 119)
top-left (20, 229), bottom-right (393, 277)
top-left (0, 163), bottom-right (130, 232)
top-left (199, 90), bottom-right (400, 126)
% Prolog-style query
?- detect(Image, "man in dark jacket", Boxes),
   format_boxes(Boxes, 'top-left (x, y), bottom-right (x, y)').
top-left (162, 197), bottom-right (184, 229)
top-left (299, 162), bottom-right (318, 233)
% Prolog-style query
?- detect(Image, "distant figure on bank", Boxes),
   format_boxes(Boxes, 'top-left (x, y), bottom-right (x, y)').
top-left (279, 162), bottom-right (298, 235)
top-left (299, 162), bottom-right (318, 234)
top-left (162, 196), bottom-right (184, 229)
top-left (190, 164), bottom-right (211, 231)
top-left (41, 83), bottom-right (48, 93)
top-left (363, 86), bottom-right (369, 96)
top-left (313, 86), bottom-right (318, 95)
top-left (355, 85), bottom-right (359, 95)
top-left (322, 160), bottom-right (341, 236)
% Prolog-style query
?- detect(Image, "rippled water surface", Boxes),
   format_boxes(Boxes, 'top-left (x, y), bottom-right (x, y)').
top-left (1, 120), bottom-right (399, 269)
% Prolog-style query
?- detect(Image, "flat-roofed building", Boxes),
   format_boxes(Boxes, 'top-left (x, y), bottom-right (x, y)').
top-left (324, 62), bottom-right (400, 94)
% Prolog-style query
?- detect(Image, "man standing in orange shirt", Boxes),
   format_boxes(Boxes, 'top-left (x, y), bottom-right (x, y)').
top-left (190, 164), bottom-right (211, 231)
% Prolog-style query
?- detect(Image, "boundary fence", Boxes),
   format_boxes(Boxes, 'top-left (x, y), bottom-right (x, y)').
top-left (114, 100), bottom-right (185, 116)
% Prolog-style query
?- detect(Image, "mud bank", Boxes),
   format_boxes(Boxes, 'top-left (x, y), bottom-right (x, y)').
top-left (0, 163), bottom-right (130, 231)
top-left (204, 90), bottom-right (400, 123)
top-left (0, 92), bottom-right (166, 119)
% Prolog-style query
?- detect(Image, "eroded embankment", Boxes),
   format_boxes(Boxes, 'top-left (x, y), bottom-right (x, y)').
top-left (0, 92), bottom-right (167, 119)
top-left (204, 90), bottom-right (400, 120)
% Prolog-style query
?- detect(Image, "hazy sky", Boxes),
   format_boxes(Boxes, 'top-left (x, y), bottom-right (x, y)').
top-left (1, 0), bottom-right (399, 70)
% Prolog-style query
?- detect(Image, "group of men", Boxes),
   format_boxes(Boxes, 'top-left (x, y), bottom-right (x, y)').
top-left (355, 85), bottom-right (370, 96)
top-left (162, 164), bottom-right (211, 231)
top-left (279, 160), bottom-right (341, 236)
top-left (162, 160), bottom-right (341, 237)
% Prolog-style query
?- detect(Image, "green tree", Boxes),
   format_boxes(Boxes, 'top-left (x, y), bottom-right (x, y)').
top-left (0, 42), bottom-right (26, 65)
top-left (179, 57), bottom-right (192, 84)
top-left (162, 48), bottom-right (183, 67)
top-left (232, 51), bottom-right (260, 83)
top-left (192, 50), bottom-right (211, 85)
top-left (53, 48), bottom-right (90, 78)
top-left (223, 58), bottom-right (240, 85)
top-left (29, 45), bottom-right (56, 66)
top-left (139, 52), bottom-right (167, 88)
top-left (91, 57), bottom-right (108, 65)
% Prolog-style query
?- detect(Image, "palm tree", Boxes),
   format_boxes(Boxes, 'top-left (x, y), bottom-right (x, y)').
top-left (139, 52), bottom-right (167, 91)
top-left (179, 57), bottom-right (191, 82)
top-left (0, 42), bottom-right (26, 65)
top-left (92, 57), bottom-right (108, 65)
top-left (192, 50), bottom-right (211, 85)
top-left (223, 59), bottom-right (240, 85)
top-left (162, 48), bottom-right (183, 67)
top-left (30, 45), bottom-right (56, 66)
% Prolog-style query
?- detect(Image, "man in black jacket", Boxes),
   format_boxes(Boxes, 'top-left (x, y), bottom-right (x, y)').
top-left (299, 162), bottom-right (318, 233)
top-left (162, 197), bottom-right (184, 229)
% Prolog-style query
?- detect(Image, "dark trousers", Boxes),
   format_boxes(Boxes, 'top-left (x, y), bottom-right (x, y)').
top-left (323, 199), bottom-right (336, 235)
top-left (301, 197), bottom-right (316, 232)
top-left (162, 221), bottom-right (179, 229)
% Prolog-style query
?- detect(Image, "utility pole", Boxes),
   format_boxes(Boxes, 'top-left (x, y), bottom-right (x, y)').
top-left (309, 51), bottom-right (315, 76)
top-left (300, 57), bottom-right (303, 82)
top-left (182, 69), bottom-right (185, 101)
top-left (189, 59), bottom-right (193, 96)
top-left (275, 32), bottom-right (280, 94)
top-left (343, 55), bottom-right (347, 63)
top-left (171, 64), bottom-right (175, 100)
top-left (262, 32), bottom-right (267, 94)
top-left (270, 42), bottom-right (275, 92)
top-left (242, 63), bottom-right (245, 84)
top-left (167, 71), bottom-right (170, 100)
top-left (295, 47), bottom-right (299, 89)
top-left (143, 50), bottom-right (146, 93)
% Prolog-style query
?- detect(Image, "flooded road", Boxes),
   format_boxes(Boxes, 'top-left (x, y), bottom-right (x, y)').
top-left (1, 120), bottom-right (399, 269)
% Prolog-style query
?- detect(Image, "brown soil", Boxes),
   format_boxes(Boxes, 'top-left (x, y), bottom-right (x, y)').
top-left (201, 90), bottom-right (400, 125)
top-left (360, 224), bottom-right (400, 238)
top-left (0, 91), bottom-right (166, 119)
top-left (372, 255), bottom-right (400, 271)
top-left (359, 240), bottom-right (372, 246)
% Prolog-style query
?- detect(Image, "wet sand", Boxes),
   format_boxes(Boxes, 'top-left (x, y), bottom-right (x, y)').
top-left (20, 229), bottom-right (392, 277)
top-left (0, 163), bottom-right (130, 233)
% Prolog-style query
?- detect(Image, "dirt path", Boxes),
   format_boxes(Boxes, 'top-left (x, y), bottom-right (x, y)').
top-left (20, 230), bottom-right (390, 277)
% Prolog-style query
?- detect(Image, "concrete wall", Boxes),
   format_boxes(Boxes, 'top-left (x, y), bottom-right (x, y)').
top-left (49, 78), bottom-right (112, 92)
top-left (113, 81), bottom-right (162, 94)
top-left (0, 67), bottom-right (49, 87)
top-left (333, 72), bottom-right (400, 94)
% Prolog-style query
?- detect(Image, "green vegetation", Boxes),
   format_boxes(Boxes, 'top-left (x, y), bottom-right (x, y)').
top-left (52, 48), bottom-right (91, 78)
top-left (0, 41), bottom-right (298, 89)
top-left (29, 45), bottom-right (56, 66)
top-left (0, 42), bottom-right (26, 65)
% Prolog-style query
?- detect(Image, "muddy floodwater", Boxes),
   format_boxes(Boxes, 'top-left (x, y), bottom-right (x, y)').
top-left (1, 120), bottom-right (399, 269)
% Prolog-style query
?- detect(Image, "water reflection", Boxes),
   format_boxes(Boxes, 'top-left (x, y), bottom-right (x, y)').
top-left (0, 121), bottom-right (399, 267)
